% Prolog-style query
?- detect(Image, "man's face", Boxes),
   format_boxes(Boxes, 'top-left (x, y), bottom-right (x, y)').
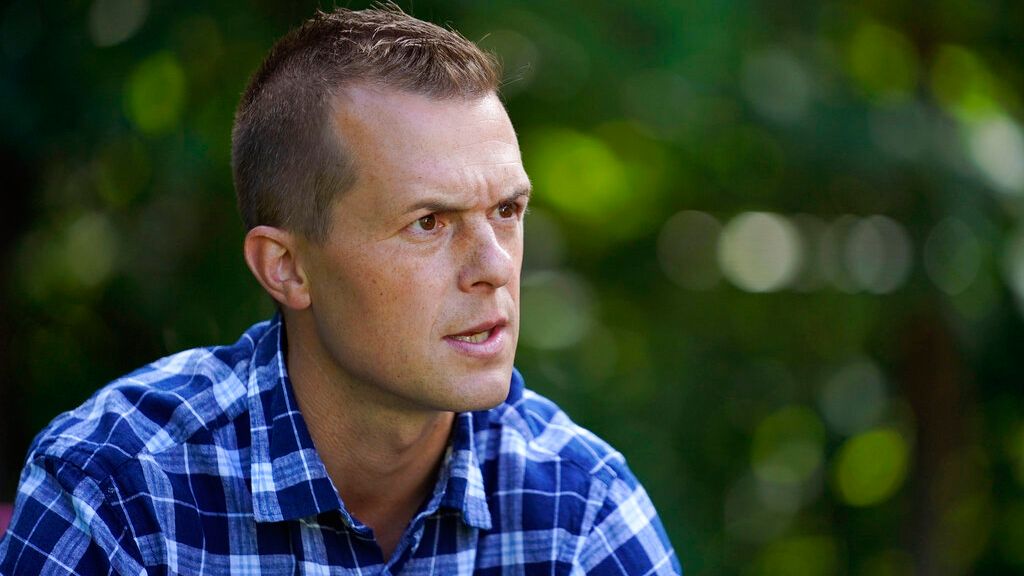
top-left (297, 86), bottom-right (530, 414)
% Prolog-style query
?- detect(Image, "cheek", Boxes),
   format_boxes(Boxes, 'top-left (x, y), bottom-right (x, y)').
top-left (355, 253), bottom-right (449, 337)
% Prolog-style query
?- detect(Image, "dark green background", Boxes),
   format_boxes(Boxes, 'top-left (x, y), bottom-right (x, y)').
top-left (3, 1), bottom-right (1023, 574)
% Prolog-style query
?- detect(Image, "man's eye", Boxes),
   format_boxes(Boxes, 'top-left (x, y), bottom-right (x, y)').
top-left (497, 202), bottom-right (517, 219)
top-left (415, 214), bottom-right (438, 231)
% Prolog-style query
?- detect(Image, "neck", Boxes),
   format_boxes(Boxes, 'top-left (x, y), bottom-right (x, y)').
top-left (283, 313), bottom-right (455, 557)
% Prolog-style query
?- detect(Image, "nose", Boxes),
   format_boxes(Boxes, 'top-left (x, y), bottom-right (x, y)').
top-left (457, 220), bottom-right (515, 292)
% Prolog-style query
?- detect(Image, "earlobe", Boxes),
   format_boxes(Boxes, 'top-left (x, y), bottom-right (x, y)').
top-left (243, 226), bottom-right (312, 310)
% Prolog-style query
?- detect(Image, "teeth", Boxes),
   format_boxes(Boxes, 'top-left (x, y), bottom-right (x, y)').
top-left (453, 330), bottom-right (490, 344)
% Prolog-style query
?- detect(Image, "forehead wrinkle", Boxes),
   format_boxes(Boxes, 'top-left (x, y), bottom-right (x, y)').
top-left (460, 160), bottom-right (525, 168)
top-left (450, 138), bottom-right (519, 151)
top-left (397, 171), bottom-right (525, 216)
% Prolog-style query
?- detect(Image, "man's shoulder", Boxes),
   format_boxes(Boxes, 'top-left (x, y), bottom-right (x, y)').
top-left (486, 380), bottom-right (632, 488)
top-left (26, 320), bottom-right (273, 482)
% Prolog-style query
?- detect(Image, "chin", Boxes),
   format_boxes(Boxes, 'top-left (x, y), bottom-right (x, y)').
top-left (447, 367), bottom-right (513, 412)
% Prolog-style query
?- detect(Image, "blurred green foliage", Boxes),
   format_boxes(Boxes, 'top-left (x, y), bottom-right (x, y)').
top-left (2, 0), bottom-right (1024, 574)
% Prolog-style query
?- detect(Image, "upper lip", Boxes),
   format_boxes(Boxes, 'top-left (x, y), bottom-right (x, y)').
top-left (447, 318), bottom-right (508, 338)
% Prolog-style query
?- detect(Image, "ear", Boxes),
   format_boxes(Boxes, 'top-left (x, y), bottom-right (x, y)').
top-left (243, 226), bottom-right (312, 310)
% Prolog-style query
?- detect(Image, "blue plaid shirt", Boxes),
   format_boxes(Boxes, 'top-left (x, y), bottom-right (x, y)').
top-left (0, 316), bottom-right (680, 575)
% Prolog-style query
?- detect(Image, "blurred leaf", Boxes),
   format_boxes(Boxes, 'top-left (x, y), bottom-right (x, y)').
top-left (833, 428), bottom-right (909, 507)
top-left (125, 51), bottom-right (186, 135)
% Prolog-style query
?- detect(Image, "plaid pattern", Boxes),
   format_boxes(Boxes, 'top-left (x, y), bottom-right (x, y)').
top-left (0, 316), bottom-right (680, 575)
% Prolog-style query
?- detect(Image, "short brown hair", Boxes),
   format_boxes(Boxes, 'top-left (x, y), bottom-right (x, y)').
top-left (231, 4), bottom-right (501, 242)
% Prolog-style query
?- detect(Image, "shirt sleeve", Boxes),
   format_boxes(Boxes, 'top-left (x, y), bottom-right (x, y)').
top-left (576, 463), bottom-right (682, 575)
top-left (0, 456), bottom-right (145, 576)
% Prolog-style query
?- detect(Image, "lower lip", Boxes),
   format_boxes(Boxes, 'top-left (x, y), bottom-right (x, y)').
top-left (444, 326), bottom-right (506, 358)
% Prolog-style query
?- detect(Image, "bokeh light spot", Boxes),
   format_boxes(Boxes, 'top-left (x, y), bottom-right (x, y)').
top-left (845, 216), bottom-right (912, 294)
top-left (126, 51), bottom-right (186, 135)
top-left (818, 358), bottom-right (888, 436)
top-left (846, 22), bottom-right (919, 103)
top-left (89, 0), bottom-right (148, 47)
top-left (967, 115), bottom-right (1024, 196)
top-left (834, 428), bottom-right (909, 506)
top-left (931, 45), bottom-right (1001, 121)
top-left (520, 270), bottom-right (594, 350)
top-left (64, 212), bottom-right (118, 288)
top-left (719, 212), bottom-right (803, 292)
top-left (751, 406), bottom-right (826, 487)
top-left (741, 47), bottom-right (812, 125)
top-left (658, 210), bottom-right (721, 290)
top-left (524, 127), bottom-right (628, 225)
top-left (17, 211), bottom-right (121, 300)
top-left (924, 217), bottom-right (982, 295)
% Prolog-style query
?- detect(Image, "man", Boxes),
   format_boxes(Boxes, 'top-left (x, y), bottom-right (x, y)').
top-left (0, 6), bottom-right (680, 574)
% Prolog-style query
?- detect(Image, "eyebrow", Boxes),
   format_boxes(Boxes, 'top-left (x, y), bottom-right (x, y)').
top-left (401, 186), bottom-right (532, 215)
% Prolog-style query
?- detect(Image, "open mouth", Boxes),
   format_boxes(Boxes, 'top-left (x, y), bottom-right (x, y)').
top-left (444, 319), bottom-right (507, 358)
top-left (450, 329), bottom-right (492, 344)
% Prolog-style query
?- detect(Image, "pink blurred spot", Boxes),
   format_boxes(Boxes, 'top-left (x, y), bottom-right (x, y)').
top-left (0, 503), bottom-right (11, 536)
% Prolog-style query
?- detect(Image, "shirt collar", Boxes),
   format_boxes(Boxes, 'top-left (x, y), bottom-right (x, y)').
top-left (244, 313), bottom-right (498, 531)
top-left (433, 368), bottom-right (524, 531)
top-left (434, 410), bottom-right (493, 530)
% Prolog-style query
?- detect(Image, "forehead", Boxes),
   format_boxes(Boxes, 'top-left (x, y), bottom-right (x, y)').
top-left (330, 85), bottom-right (528, 211)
